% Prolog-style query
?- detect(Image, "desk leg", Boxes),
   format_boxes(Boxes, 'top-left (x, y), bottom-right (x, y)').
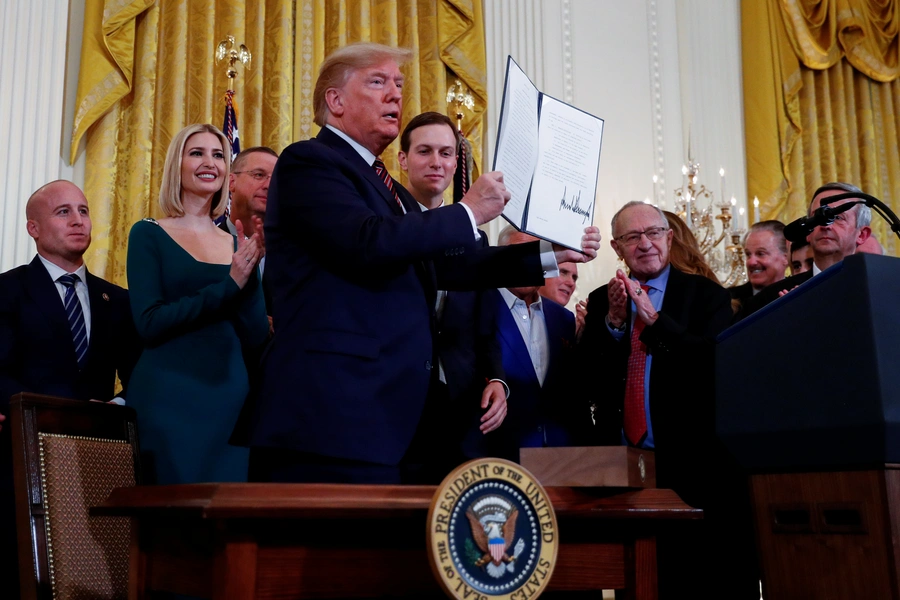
top-left (621, 535), bottom-right (657, 600)
top-left (129, 521), bottom-right (147, 600)
top-left (213, 536), bottom-right (259, 600)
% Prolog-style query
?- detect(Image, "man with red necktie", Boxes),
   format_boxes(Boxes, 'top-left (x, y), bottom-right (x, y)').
top-left (578, 200), bottom-right (757, 599)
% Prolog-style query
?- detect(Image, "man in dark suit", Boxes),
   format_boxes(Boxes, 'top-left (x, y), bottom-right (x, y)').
top-left (578, 200), bottom-right (758, 599)
top-left (0, 180), bottom-right (140, 596)
top-left (245, 44), bottom-right (513, 484)
top-left (397, 112), bottom-right (527, 465)
top-left (738, 182), bottom-right (872, 319)
top-left (245, 43), bottom-right (599, 484)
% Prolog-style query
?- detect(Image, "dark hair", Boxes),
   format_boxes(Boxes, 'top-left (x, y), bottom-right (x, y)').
top-left (232, 146), bottom-right (278, 172)
top-left (790, 237), bottom-right (809, 252)
top-left (400, 112), bottom-right (460, 153)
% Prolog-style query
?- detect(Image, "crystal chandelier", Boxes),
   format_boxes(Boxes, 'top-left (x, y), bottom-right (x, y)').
top-left (673, 156), bottom-right (748, 286)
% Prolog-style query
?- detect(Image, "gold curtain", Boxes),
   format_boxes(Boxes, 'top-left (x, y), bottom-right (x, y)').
top-left (74, 0), bottom-right (487, 286)
top-left (293, 0), bottom-right (487, 188)
top-left (743, 0), bottom-right (900, 255)
top-left (75, 0), bottom-right (294, 286)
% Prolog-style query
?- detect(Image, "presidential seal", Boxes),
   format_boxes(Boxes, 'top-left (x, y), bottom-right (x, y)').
top-left (427, 458), bottom-right (558, 600)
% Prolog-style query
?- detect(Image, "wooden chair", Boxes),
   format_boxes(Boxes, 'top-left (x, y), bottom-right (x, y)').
top-left (10, 393), bottom-right (141, 600)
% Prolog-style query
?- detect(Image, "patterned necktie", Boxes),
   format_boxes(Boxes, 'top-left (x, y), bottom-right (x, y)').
top-left (373, 158), bottom-right (403, 211)
top-left (624, 284), bottom-right (651, 446)
top-left (58, 273), bottom-right (88, 370)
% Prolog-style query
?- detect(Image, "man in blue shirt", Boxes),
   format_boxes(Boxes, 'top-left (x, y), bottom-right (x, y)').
top-left (578, 200), bottom-right (757, 599)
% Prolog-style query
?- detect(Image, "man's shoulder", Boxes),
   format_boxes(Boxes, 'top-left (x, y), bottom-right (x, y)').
top-left (283, 128), bottom-right (350, 159)
top-left (670, 267), bottom-right (728, 295)
top-left (543, 296), bottom-right (575, 323)
top-left (0, 262), bottom-right (32, 298)
top-left (758, 270), bottom-right (811, 298)
top-left (86, 272), bottom-right (129, 299)
top-left (729, 281), bottom-right (754, 299)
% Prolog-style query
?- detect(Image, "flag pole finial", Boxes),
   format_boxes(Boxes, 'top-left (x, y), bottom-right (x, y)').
top-left (216, 34), bottom-right (252, 83)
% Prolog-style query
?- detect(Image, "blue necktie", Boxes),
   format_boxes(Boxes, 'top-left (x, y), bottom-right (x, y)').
top-left (58, 273), bottom-right (88, 370)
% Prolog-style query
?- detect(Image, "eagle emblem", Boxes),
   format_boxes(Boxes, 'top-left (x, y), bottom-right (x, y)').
top-left (466, 495), bottom-right (526, 579)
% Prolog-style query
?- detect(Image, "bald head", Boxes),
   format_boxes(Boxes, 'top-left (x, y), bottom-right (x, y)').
top-left (25, 180), bottom-right (92, 271)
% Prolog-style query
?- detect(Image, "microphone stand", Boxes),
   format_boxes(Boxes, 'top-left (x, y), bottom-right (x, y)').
top-left (820, 192), bottom-right (900, 241)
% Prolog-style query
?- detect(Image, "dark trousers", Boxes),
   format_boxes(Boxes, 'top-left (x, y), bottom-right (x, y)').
top-left (248, 380), bottom-right (466, 485)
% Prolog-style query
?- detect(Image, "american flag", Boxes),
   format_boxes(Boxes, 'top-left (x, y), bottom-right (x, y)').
top-left (220, 90), bottom-right (241, 221)
top-left (223, 89), bottom-right (241, 159)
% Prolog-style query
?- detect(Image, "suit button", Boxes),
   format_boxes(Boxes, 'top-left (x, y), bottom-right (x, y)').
top-left (537, 426), bottom-right (543, 432)
top-left (425, 360), bottom-right (432, 370)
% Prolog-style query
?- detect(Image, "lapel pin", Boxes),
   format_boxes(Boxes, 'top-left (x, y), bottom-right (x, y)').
top-left (102, 293), bottom-right (110, 301)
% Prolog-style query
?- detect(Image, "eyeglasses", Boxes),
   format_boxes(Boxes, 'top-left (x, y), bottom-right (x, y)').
top-left (614, 226), bottom-right (668, 246)
top-left (233, 170), bottom-right (272, 182)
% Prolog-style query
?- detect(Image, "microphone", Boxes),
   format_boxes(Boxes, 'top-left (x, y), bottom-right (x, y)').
top-left (782, 201), bottom-right (861, 243)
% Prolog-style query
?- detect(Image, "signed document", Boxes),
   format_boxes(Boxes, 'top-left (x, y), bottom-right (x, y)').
top-left (493, 57), bottom-right (604, 250)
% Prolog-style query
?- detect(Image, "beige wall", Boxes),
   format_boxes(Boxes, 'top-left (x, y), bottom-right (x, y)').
top-left (484, 0), bottom-right (745, 305)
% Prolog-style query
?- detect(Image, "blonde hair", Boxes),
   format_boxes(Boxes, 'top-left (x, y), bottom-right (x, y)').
top-left (158, 123), bottom-right (231, 218)
top-left (313, 43), bottom-right (413, 127)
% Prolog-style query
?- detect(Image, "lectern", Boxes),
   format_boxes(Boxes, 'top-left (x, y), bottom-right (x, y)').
top-left (717, 253), bottom-right (900, 599)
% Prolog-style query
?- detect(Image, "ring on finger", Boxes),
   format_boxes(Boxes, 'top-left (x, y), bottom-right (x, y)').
top-left (635, 287), bottom-right (643, 296)
top-left (245, 257), bottom-right (251, 263)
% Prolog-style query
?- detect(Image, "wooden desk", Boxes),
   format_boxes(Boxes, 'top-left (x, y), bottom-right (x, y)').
top-left (94, 484), bottom-right (700, 600)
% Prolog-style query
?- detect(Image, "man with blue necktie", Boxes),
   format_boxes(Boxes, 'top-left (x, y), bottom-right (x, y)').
top-left (0, 180), bottom-right (140, 597)
top-left (578, 200), bottom-right (757, 599)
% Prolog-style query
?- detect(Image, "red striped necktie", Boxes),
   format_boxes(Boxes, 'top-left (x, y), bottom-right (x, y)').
top-left (624, 284), bottom-right (651, 446)
top-left (372, 158), bottom-right (403, 211)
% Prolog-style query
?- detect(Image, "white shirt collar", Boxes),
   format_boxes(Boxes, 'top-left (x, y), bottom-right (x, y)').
top-left (37, 254), bottom-right (87, 283)
top-left (499, 287), bottom-right (542, 311)
top-left (326, 124), bottom-right (377, 166)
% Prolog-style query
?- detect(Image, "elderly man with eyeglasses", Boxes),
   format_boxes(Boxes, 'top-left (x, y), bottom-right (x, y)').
top-left (577, 200), bottom-right (758, 599)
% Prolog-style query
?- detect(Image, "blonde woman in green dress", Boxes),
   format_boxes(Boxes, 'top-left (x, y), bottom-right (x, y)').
top-left (126, 123), bottom-right (268, 484)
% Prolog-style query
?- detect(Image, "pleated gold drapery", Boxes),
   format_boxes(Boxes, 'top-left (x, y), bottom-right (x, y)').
top-left (73, 0), bottom-right (487, 286)
top-left (74, 0), bottom-right (295, 285)
top-left (743, 0), bottom-right (900, 255)
top-left (292, 0), bottom-right (486, 187)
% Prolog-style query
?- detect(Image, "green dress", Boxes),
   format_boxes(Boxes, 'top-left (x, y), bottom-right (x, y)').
top-left (126, 219), bottom-right (268, 484)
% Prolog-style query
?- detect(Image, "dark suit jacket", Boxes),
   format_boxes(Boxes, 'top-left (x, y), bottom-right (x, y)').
top-left (0, 256), bottom-right (140, 411)
top-left (477, 291), bottom-right (577, 461)
top-left (246, 127), bottom-right (544, 466)
top-left (734, 270), bottom-right (813, 321)
top-left (729, 281), bottom-right (753, 300)
top-left (0, 255), bottom-right (141, 564)
top-left (579, 266), bottom-right (759, 598)
top-left (578, 266), bottom-right (732, 499)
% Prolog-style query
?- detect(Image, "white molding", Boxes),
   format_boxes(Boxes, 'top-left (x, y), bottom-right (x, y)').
top-left (647, 0), bottom-right (667, 208)
top-left (0, 0), bottom-right (71, 271)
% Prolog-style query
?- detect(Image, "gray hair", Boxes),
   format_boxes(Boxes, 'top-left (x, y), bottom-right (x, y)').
top-left (809, 182), bottom-right (872, 229)
top-left (610, 201), bottom-right (667, 237)
top-left (744, 220), bottom-right (787, 256)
